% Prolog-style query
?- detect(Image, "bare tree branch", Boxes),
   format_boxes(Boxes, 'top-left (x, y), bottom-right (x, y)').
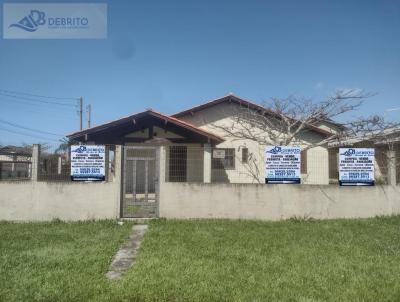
top-left (210, 90), bottom-right (398, 152)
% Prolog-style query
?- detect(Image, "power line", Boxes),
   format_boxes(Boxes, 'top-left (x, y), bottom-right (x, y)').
top-left (0, 97), bottom-right (78, 115)
top-left (0, 88), bottom-right (78, 101)
top-left (0, 98), bottom-right (77, 114)
top-left (0, 88), bottom-right (88, 132)
top-left (0, 103), bottom-right (79, 125)
top-left (0, 92), bottom-right (78, 107)
top-left (0, 126), bottom-right (62, 142)
top-left (0, 118), bottom-right (63, 136)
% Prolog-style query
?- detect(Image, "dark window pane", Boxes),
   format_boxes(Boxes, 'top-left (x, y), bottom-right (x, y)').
top-left (301, 150), bottom-right (307, 174)
top-left (212, 148), bottom-right (235, 169)
top-left (242, 148), bottom-right (248, 163)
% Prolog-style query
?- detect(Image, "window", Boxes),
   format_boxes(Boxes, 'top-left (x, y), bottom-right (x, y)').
top-left (301, 149), bottom-right (307, 174)
top-left (212, 148), bottom-right (235, 169)
top-left (242, 148), bottom-right (249, 163)
top-left (328, 148), bottom-right (339, 180)
top-left (168, 146), bottom-right (187, 182)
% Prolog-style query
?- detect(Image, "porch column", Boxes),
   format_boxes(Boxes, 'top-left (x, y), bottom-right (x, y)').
top-left (203, 144), bottom-right (211, 183)
top-left (104, 145), bottom-right (110, 181)
top-left (158, 146), bottom-right (166, 184)
top-left (115, 145), bottom-right (123, 218)
top-left (157, 146), bottom-right (166, 218)
top-left (387, 150), bottom-right (397, 186)
top-left (31, 144), bottom-right (40, 182)
top-left (114, 145), bottom-right (123, 184)
top-left (57, 156), bottom-right (62, 175)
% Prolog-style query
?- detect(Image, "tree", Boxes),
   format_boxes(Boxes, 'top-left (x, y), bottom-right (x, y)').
top-left (210, 89), bottom-right (399, 150)
top-left (208, 90), bottom-right (399, 183)
top-left (55, 138), bottom-right (71, 155)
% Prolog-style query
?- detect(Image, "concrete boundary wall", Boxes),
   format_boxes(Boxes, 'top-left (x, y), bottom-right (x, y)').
top-left (0, 182), bottom-right (119, 221)
top-left (159, 183), bottom-right (400, 220)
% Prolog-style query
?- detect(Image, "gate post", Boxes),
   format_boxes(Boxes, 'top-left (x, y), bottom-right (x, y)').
top-left (115, 145), bottom-right (123, 218)
top-left (158, 146), bottom-right (166, 184)
top-left (387, 150), bottom-right (397, 186)
top-left (104, 145), bottom-right (110, 181)
top-left (157, 146), bottom-right (166, 217)
top-left (31, 144), bottom-right (40, 182)
top-left (203, 144), bottom-right (211, 183)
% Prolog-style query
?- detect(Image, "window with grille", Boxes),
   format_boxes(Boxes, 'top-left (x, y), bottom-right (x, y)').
top-left (169, 146), bottom-right (187, 182)
top-left (212, 148), bottom-right (235, 169)
top-left (328, 148), bottom-right (339, 179)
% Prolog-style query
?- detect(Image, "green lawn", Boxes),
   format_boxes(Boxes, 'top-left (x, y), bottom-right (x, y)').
top-left (1, 217), bottom-right (400, 302)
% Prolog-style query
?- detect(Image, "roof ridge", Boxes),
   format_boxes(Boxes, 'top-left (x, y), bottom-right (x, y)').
top-left (171, 94), bottom-right (333, 137)
top-left (67, 109), bottom-right (224, 142)
top-left (147, 110), bottom-right (224, 141)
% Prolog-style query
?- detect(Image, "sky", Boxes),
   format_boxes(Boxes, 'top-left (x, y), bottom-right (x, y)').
top-left (0, 0), bottom-right (399, 145)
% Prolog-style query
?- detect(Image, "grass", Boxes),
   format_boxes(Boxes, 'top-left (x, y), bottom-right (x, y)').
top-left (1, 217), bottom-right (400, 301)
top-left (0, 220), bottom-right (133, 302)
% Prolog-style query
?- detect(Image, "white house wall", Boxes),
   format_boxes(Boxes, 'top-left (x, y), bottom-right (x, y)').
top-left (178, 102), bottom-right (330, 184)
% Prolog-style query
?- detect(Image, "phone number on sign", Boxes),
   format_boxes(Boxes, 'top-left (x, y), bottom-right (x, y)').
top-left (274, 170), bottom-right (296, 177)
top-left (348, 172), bottom-right (370, 179)
top-left (78, 168), bottom-right (101, 174)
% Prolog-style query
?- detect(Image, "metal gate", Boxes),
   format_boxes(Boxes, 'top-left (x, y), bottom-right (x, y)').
top-left (121, 146), bottom-right (159, 218)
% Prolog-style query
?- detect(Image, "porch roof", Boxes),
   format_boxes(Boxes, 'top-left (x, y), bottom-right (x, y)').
top-left (66, 109), bottom-right (224, 144)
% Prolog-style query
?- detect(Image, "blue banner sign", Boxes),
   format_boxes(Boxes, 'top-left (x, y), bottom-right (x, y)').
top-left (265, 146), bottom-right (301, 184)
top-left (339, 148), bottom-right (375, 186)
top-left (71, 145), bottom-right (105, 181)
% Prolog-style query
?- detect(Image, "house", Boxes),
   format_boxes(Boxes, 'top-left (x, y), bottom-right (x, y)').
top-left (0, 145), bottom-right (32, 180)
top-left (328, 126), bottom-right (400, 184)
top-left (67, 94), bottom-right (333, 185)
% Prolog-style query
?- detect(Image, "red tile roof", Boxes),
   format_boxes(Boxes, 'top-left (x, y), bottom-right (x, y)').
top-left (172, 94), bottom-right (332, 136)
top-left (66, 109), bottom-right (224, 143)
top-left (67, 94), bottom-right (333, 142)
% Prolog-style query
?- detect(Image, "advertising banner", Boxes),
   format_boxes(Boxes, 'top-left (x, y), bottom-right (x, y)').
top-left (339, 148), bottom-right (375, 186)
top-left (71, 145), bottom-right (105, 181)
top-left (265, 146), bottom-right (301, 184)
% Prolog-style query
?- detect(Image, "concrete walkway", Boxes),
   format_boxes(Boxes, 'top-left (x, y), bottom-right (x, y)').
top-left (106, 224), bottom-right (148, 280)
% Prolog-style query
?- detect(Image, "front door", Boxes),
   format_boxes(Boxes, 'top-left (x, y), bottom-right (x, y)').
top-left (122, 146), bottom-right (159, 218)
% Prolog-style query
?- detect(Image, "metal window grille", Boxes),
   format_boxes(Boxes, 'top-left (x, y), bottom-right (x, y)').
top-left (212, 148), bottom-right (235, 170)
top-left (168, 146), bottom-right (188, 182)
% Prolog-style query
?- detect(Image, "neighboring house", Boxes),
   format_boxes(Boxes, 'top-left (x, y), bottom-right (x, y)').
top-left (328, 127), bottom-right (400, 184)
top-left (67, 94), bottom-right (335, 185)
top-left (0, 145), bottom-right (32, 180)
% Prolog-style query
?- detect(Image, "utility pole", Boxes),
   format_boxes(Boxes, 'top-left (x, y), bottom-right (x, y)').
top-left (79, 97), bottom-right (83, 131)
top-left (86, 104), bottom-right (91, 129)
